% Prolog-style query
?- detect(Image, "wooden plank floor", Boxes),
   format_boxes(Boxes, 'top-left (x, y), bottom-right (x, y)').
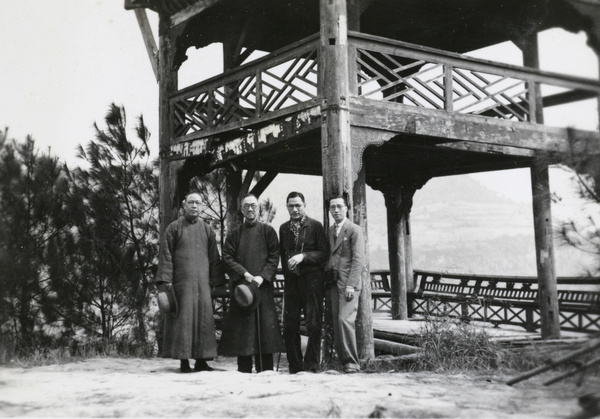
top-left (372, 312), bottom-right (589, 343)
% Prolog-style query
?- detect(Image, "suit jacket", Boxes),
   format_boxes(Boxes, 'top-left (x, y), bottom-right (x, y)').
top-left (279, 216), bottom-right (328, 278)
top-left (326, 219), bottom-right (365, 290)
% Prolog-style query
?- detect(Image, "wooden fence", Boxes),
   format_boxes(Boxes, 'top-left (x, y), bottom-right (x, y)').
top-left (371, 269), bottom-right (600, 333)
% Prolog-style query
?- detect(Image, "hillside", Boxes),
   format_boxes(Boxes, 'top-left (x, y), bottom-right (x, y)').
top-left (262, 172), bottom-right (596, 277)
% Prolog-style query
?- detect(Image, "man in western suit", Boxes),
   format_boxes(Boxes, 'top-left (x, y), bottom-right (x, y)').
top-left (279, 191), bottom-right (328, 374)
top-left (325, 196), bottom-right (365, 373)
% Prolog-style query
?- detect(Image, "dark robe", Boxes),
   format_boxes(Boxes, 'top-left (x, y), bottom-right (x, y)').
top-left (155, 216), bottom-right (225, 359)
top-left (218, 221), bottom-right (285, 357)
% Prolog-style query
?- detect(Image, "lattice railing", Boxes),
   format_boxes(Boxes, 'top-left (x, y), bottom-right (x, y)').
top-left (370, 269), bottom-right (600, 333)
top-left (351, 32), bottom-right (600, 124)
top-left (171, 36), bottom-right (319, 141)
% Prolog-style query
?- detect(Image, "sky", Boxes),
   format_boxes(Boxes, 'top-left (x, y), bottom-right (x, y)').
top-left (1, 1), bottom-right (599, 210)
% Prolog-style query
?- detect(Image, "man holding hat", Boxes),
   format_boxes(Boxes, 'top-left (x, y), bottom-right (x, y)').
top-left (219, 193), bottom-right (285, 373)
top-left (155, 191), bottom-right (225, 373)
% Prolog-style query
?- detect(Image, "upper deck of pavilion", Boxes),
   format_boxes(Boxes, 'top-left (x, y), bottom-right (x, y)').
top-left (168, 31), bottom-right (600, 168)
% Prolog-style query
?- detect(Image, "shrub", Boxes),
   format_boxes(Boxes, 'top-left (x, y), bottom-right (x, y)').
top-left (413, 316), bottom-right (501, 372)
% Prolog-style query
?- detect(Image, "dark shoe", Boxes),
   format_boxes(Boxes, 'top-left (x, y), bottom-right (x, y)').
top-left (180, 359), bottom-right (192, 373)
top-left (194, 359), bottom-right (214, 372)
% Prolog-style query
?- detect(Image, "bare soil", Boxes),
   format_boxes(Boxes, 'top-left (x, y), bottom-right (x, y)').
top-left (0, 356), bottom-right (596, 418)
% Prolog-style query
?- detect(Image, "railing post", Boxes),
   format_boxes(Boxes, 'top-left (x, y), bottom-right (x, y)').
top-left (444, 64), bottom-right (453, 112)
top-left (522, 34), bottom-right (544, 124)
top-left (255, 70), bottom-right (262, 117)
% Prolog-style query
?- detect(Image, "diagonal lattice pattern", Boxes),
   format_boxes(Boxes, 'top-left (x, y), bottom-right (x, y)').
top-left (171, 48), bottom-right (318, 139)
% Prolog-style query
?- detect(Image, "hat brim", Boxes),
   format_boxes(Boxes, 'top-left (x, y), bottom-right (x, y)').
top-left (157, 286), bottom-right (178, 316)
top-left (234, 282), bottom-right (261, 311)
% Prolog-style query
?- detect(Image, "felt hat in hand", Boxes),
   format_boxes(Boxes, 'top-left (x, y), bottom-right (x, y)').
top-left (157, 285), bottom-right (178, 316)
top-left (234, 281), bottom-right (261, 311)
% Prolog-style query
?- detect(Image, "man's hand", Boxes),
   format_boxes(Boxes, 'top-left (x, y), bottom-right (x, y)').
top-left (345, 286), bottom-right (355, 301)
top-left (253, 276), bottom-right (264, 286)
top-left (157, 282), bottom-right (172, 292)
top-left (244, 272), bottom-right (254, 283)
top-left (287, 253), bottom-right (304, 270)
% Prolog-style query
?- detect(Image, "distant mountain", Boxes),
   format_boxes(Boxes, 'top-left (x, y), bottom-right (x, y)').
top-left (262, 172), bottom-right (596, 276)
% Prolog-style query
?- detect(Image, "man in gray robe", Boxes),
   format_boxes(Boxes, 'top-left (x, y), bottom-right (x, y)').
top-left (219, 193), bottom-right (285, 373)
top-left (155, 191), bottom-right (225, 373)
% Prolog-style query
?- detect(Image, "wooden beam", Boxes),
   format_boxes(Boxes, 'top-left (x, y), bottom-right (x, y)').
top-left (240, 169), bottom-right (256, 196)
top-left (169, 0), bottom-right (222, 27)
top-left (350, 97), bottom-right (600, 155)
top-left (250, 171), bottom-right (278, 197)
top-left (169, 106), bottom-right (321, 162)
top-left (134, 9), bottom-right (159, 82)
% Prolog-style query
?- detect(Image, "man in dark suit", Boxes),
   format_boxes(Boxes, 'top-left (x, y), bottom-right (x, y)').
top-left (326, 196), bottom-right (365, 373)
top-left (279, 191), bottom-right (329, 373)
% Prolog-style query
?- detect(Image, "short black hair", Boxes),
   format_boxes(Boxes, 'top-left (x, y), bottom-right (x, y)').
top-left (286, 191), bottom-right (305, 204)
top-left (328, 195), bottom-right (349, 208)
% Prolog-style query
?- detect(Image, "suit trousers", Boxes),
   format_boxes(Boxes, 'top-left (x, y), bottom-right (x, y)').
top-left (237, 354), bottom-right (273, 373)
top-left (329, 285), bottom-right (361, 370)
top-left (283, 271), bottom-right (324, 373)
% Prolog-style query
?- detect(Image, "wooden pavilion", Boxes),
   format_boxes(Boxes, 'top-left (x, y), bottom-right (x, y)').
top-left (125, 0), bottom-right (600, 358)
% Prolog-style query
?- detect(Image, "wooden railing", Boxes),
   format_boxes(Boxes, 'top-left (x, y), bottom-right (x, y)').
top-left (350, 32), bottom-right (600, 124)
top-left (170, 35), bottom-right (320, 142)
top-left (212, 270), bottom-right (599, 333)
top-left (371, 269), bottom-right (600, 333)
top-left (170, 33), bottom-right (600, 145)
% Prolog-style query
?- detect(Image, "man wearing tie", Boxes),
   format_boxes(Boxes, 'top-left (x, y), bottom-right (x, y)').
top-left (325, 196), bottom-right (365, 373)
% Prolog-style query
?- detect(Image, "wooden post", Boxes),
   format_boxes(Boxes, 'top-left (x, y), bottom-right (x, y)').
top-left (320, 0), bottom-right (353, 202)
top-left (320, 0), bottom-right (374, 362)
top-left (225, 165), bottom-right (243, 230)
top-left (381, 183), bottom-right (418, 319)
top-left (158, 16), bottom-right (179, 233)
top-left (521, 34), bottom-right (544, 124)
top-left (522, 33), bottom-right (560, 339)
top-left (383, 185), bottom-right (407, 320)
top-left (353, 165), bottom-right (374, 361)
top-left (531, 157), bottom-right (561, 339)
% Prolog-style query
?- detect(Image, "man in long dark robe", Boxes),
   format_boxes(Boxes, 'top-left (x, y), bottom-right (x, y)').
top-left (155, 192), bottom-right (225, 373)
top-left (219, 193), bottom-right (285, 373)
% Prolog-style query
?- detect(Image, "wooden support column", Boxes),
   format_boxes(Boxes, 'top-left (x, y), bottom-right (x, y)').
top-left (353, 165), bottom-right (374, 361)
top-left (531, 157), bottom-right (561, 339)
top-left (381, 183), bottom-right (419, 319)
top-left (225, 165), bottom-right (243, 230)
top-left (158, 16), bottom-right (179, 233)
top-left (320, 0), bottom-right (374, 362)
top-left (522, 34), bottom-right (560, 339)
top-left (320, 0), bottom-right (353, 204)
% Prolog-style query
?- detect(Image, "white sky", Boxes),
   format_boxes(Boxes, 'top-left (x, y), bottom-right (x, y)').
top-left (1, 1), bottom-right (599, 206)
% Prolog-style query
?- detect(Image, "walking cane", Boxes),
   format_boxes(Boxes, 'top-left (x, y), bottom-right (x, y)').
top-left (256, 304), bottom-right (262, 372)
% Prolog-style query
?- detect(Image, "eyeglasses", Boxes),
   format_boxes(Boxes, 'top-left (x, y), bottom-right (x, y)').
top-left (287, 204), bottom-right (304, 209)
top-left (186, 200), bottom-right (202, 206)
top-left (242, 204), bottom-right (258, 210)
top-left (329, 204), bottom-right (346, 210)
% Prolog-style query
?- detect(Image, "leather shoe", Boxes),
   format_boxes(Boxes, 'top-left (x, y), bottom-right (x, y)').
top-left (194, 359), bottom-right (214, 372)
top-left (180, 359), bottom-right (192, 373)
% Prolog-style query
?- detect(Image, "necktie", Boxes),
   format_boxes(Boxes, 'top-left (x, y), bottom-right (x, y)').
top-left (333, 224), bottom-right (339, 241)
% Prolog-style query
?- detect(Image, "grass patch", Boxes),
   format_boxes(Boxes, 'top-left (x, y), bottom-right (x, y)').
top-left (413, 316), bottom-right (501, 372)
top-left (2, 335), bottom-right (156, 367)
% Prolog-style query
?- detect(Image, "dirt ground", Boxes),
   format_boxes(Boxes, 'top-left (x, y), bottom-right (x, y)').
top-left (0, 355), bottom-right (597, 418)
